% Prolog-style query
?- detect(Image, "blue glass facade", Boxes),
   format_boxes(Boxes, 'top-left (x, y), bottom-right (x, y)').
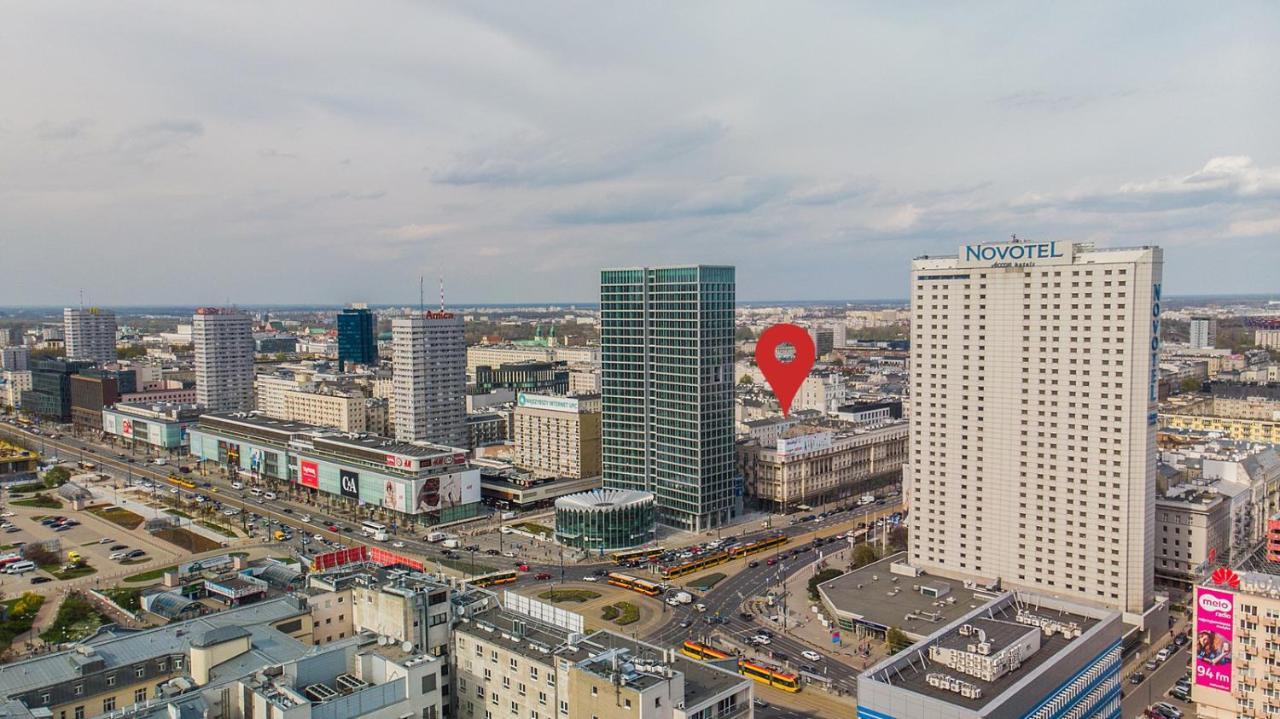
top-left (337, 307), bottom-right (377, 366)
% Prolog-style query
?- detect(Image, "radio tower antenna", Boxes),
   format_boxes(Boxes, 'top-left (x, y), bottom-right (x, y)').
top-left (439, 276), bottom-right (445, 312)
top-left (419, 276), bottom-right (424, 313)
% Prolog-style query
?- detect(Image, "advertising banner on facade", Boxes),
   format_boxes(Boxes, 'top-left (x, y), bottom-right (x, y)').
top-left (339, 469), bottom-right (360, 500)
top-left (385, 454), bottom-right (417, 471)
top-left (414, 469), bottom-right (480, 513)
top-left (1194, 586), bottom-right (1234, 692)
top-left (381, 477), bottom-right (409, 512)
top-left (122, 419), bottom-right (134, 439)
top-left (299, 460), bottom-right (319, 489)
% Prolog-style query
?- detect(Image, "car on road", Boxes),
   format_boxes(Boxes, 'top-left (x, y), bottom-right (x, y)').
top-left (766, 558), bottom-right (777, 566)
top-left (752, 699), bottom-right (769, 709)
top-left (679, 620), bottom-right (692, 629)
top-left (1129, 671), bottom-right (1145, 685)
top-left (592, 568), bottom-right (607, 576)
top-left (748, 560), bottom-right (759, 568)
top-left (1172, 632), bottom-right (1188, 647)
top-left (392, 541), bottom-right (405, 548)
top-left (534, 572), bottom-right (551, 580)
top-left (1155, 647), bottom-right (1171, 662)
top-left (801, 650), bottom-right (822, 662)
top-left (1144, 658), bottom-right (1159, 671)
top-left (300, 514), bottom-right (312, 522)
top-left (770, 651), bottom-right (788, 661)
top-left (739, 612), bottom-right (753, 620)
top-left (231, 481), bottom-right (244, 489)
top-left (314, 534), bottom-right (324, 542)
top-left (281, 507), bottom-right (292, 514)
top-left (327, 524), bottom-right (339, 532)
top-left (31, 576), bottom-right (52, 584)
top-left (484, 549), bottom-right (500, 556)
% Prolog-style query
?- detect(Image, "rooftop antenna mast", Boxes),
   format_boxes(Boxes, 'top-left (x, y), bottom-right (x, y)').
top-left (79, 288), bottom-right (84, 310)
top-left (419, 276), bottom-right (424, 314)
top-left (439, 276), bottom-right (445, 312)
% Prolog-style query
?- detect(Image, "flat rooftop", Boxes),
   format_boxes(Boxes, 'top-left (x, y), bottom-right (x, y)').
top-left (866, 598), bottom-right (1101, 711)
top-left (819, 553), bottom-right (1001, 637)
top-left (459, 607), bottom-right (745, 707)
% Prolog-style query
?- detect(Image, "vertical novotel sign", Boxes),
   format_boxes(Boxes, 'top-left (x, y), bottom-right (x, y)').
top-left (1150, 283), bottom-right (1162, 405)
top-left (957, 241), bottom-right (1073, 268)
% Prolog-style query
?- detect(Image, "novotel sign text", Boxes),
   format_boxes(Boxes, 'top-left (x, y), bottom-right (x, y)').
top-left (957, 241), bottom-right (1073, 268)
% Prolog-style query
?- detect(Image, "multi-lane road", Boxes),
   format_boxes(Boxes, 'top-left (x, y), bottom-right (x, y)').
top-left (3, 421), bottom-right (893, 698)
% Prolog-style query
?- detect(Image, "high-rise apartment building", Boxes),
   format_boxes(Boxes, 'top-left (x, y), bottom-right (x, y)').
top-left (513, 392), bottom-right (602, 479)
top-left (0, 345), bottom-right (30, 371)
top-left (193, 307), bottom-right (255, 412)
top-left (63, 307), bottom-right (117, 364)
top-left (908, 240), bottom-right (1162, 619)
top-left (600, 265), bottom-right (738, 531)
top-left (1190, 315), bottom-right (1218, 349)
top-left (392, 311), bottom-right (467, 448)
top-left (337, 305), bottom-right (378, 366)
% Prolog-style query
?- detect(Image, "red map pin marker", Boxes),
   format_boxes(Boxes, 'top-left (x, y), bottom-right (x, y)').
top-left (755, 323), bottom-right (816, 417)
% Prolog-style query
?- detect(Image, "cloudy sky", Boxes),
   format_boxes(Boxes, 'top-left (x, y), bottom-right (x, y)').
top-left (3, 2), bottom-right (1278, 305)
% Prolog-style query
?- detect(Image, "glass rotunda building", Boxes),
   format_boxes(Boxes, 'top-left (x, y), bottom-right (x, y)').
top-left (554, 489), bottom-right (656, 551)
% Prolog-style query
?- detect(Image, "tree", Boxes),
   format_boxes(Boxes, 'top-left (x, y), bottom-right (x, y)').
top-left (886, 627), bottom-right (911, 654)
top-left (887, 525), bottom-right (908, 551)
top-left (734, 326), bottom-right (756, 341)
top-left (808, 568), bottom-right (844, 601)
top-left (1178, 377), bottom-right (1202, 394)
top-left (738, 375), bottom-right (755, 385)
top-left (851, 543), bottom-right (878, 569)
top-left (42, 466), bottom-right (71, 488)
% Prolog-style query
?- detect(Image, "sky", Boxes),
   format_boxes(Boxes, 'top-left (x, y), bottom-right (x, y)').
top-left (2, 1), bottom-right (1279, 306)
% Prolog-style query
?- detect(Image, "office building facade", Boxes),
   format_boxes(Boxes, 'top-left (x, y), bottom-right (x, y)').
top-left (63, 307), bottom-right (117, 364)
top-left (193, 308), bottom-right (255, 412)
top-left (22, 358), bottom-right (93, 422)
top-left (392, 312), bottom-right (467, 448)
top-left (0, 345), bottom-right (30, 371)
top-left (338, 305), bottom-right (378, 366)
top-left (513, 393), bottom-right (602, 479)
top-left (600, 265), bottom-right (738, 531)
top-left (474, 360), bottom-right (569, 395)
top-left (908, 241), bottom-right (1162, 620)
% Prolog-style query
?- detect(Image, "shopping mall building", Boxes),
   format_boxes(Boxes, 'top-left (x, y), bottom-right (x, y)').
top-left (189, 412), bottom-right (481, 526)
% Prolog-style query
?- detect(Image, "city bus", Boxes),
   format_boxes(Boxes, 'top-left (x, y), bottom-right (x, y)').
top-left (470, 570), bottom-right (519, 588)
top-left (660, 551), bottom-right (730, 580)
top-left (606, 572), bottom-right (662, 597)
top-left (360, 521), bottom-right (389, 542)
top-left (728, 533), bottom-right (788, 559)
top-left (739, 660), bottom-right (801, 692)
top-left (168, 475), bottom-right (197, 490)
top-left (680, 640), bottom-right (731, 661)
top-left (612, 547), bottom-right (664, 565)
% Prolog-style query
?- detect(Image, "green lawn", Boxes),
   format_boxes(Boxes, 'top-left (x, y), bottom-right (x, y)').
top-left (0, 593), bottom-right (45, 654)
top-left (512, 522), bottom-right (554, 537)
top-left (39, 593), bottom-right (109, 645)
top-left (198, 520), bottom-right (239, 538)
top-left (688, 573), bottom-right (727, 591)
top-left (87, 505), bottom-right (145, 530)
top-left (42, 563), bottom-right (98, 581)
top-left (102, 587), bottom-right (142, 612)
top-left (163, 508), bottom-right (194, 520)
top-left (124, 565), bottom-right (176, 583)
top-left (5, 482), bottom-right (45, 494)
top-left (12, 494), bottom-right (61, 509)
top-left (612, 601), bottom-right (639, 626)
top-left (538, 589), bottom-right (601, 603)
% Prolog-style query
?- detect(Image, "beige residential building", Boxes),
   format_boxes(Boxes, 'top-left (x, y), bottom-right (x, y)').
top-left (738, 421), bottom-right (907, 511)
top-left (455, 602), bottom-right (752, 719)
top-left (568, 365), bottom-right (601, 394)
top-left (1192, 571), bottom-right (1280, 719)
top-left (909, 240), bottom-right (1162, 621)
top-left (283, 387), bottom-right (368, 433)
top-left (513, 393), bottom-right (602, 479)
top-left (255, 372), bottom-right (307, 418)
top-left (2, 370), bottom-right (32, 409)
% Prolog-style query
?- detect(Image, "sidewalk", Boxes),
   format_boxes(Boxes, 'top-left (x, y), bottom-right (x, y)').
top-left (98, 488), bottom-right (237, 546)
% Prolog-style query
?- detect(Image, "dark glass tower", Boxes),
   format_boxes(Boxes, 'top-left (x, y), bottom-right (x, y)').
top-left (337, 306), bottom-right (378, 367)
top-left (600, 265), bottom-right (739, 531)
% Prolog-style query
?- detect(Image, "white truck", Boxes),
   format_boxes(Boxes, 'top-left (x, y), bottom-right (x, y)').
top-left (500, 511), bottom-right (517, 520)
top-left (441, 538), bottom-right (461, 549)
top-left (672, 591), bottom-right (693, 605)
top-left (426, 531), bottom-right (447, 543)
top-left (859, 494), bottom-right (875, 506)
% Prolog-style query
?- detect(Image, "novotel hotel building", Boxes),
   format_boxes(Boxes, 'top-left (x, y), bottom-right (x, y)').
top-left (908, 240), bottom-right (1164, 629)
top-left (189, 412), bottom-right (481, 525)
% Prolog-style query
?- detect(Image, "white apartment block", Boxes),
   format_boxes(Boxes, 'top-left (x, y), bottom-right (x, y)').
top-left (63, 307), bottom-right (117, 363)
top-left (255, 372), bottom-right (307, 418)
top-left (568, 365), bottom-right (601, 395)
top-left (908, 240), bottom-right (1162, 620)
top-left (795, 372), bottom-right (847, 414)
top-left (2, 370), bottom-right (32, 409)
top-left (1189, 316), bottom-right (1217, 349)
top-left (283, 388), bottom-right (370, 433)
top-left (1255, 329), bottom-right (1280, 351)
top-left (393, 312), bottom-right (467, 448)
top-left (193, 308), bottom-right (255, 412)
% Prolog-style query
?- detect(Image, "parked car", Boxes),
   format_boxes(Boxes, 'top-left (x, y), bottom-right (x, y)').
top-left (1150, 703), bottom-right (1182, 719)
top-left (31, 576), bottom-right (52, 584)
top-left (109, 551), bottom-right (129, 560)
top-left (1129, 672), bottom-right (1145, 685)
top-left (126, 549), bottom-right (146, 559)
top-left (1155, 647), bottom-right (1171, 662)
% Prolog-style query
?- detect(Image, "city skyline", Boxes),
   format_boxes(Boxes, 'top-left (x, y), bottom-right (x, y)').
top-left (4, 4), bottom-right (1279, 306)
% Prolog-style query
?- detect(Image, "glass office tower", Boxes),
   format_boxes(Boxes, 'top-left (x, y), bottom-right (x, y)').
top-left (600, 265), bottom-right (739, 531)
top-left (337, 306), bottom-right (378, 366)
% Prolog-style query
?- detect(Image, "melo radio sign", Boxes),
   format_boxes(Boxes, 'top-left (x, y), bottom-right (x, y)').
top-left (1194, 586), bottom-right (1234, 693)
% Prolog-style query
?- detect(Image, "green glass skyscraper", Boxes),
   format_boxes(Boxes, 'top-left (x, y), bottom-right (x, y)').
top-left (600, 265), bottom-right (740, 531)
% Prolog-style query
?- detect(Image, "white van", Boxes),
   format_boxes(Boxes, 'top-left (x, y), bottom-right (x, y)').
top-left (264, 492), bottom-right (277, 501)
top-left (249, 487), bottom-right (263, 496)
top-left (153, 458), bottom-right (167, 466)
top-left (231, 481), bottom-right (244, 490)
top-left (5, 560), bottom-right (35, 575)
